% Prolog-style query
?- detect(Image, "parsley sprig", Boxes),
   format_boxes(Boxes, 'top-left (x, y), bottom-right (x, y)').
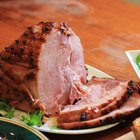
top-left (0, 99), bottom-right (43, 126)
top-left (22, 110), bottom-right (43, 126)
top-left (0, 99), bottom-right (14, 118)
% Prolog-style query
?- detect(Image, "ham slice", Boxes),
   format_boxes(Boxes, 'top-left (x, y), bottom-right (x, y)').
top-left (58, 77), bottom-right (133, 123)
top-left (58, 92), bottom-right (140, 129)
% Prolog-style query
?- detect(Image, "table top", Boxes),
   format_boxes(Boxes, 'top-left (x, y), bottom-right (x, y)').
top-left (0, 0), bottom-right (140, 139)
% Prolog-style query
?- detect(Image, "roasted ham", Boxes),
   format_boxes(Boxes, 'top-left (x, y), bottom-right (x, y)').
top-left (0, 21), bottom-right (140, 130)
top-left (0, 22), bottom-right (87, 115)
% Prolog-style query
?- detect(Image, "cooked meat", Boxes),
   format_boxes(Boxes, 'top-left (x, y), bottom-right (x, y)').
top-left (1, 21), bottom-right (140, 130)
top-left (58, 92), bottom-right (140, 129)
top-left (58, 77), bottom-right (133, 123)
top-left (0, 22), bottom-right (87, 115)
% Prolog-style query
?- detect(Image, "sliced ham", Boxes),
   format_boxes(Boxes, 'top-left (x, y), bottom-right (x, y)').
top-left (58, 92), bottom-right (140, 129)
top-left (58, 77), bottom-right (133, 123)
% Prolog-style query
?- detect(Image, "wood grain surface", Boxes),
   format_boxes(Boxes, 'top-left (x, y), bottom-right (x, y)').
top-left (0, 0), bottom-right (140, 139)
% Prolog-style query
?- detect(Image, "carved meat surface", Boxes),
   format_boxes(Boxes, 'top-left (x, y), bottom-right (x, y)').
top-left (0, 22), bottom-right (87, 115)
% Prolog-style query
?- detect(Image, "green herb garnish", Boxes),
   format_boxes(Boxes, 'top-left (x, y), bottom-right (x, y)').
top-left (0, 99), bottom-right (43, 126)
top-left (22, 110), bottom-right (43, 126)
top-left (136, 54), bottom-right (140, 69)
top-left (0, 99), bottom-right (15, 118)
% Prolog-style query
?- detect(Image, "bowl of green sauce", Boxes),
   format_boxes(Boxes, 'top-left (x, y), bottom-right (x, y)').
top-left (125, 50), bottom-right (140, 79)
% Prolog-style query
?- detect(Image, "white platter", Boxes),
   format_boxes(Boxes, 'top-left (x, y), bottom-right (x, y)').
top-left (34, 122), bottom-right (118, 135)
top-left (125, 50), bottom-right (140, 79)
top-left (34, 64), bottom-right (118, 135)
top-left (0, 65), bottom-right (118, 135)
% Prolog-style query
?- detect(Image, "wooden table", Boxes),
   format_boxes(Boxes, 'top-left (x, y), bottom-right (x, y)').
top-left (0, 0), bottom-right (140, 139)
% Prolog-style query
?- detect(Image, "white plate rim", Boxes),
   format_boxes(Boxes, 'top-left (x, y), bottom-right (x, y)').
top-left (34, 123), bottom-right (118, 135)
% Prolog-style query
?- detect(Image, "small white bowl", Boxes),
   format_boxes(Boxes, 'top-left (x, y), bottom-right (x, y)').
top-left (125, 50), bottom-right (140, 79)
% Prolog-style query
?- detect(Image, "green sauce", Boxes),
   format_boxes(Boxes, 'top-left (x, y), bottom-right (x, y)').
top-left (136, 54), bottom-right (140, 69)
